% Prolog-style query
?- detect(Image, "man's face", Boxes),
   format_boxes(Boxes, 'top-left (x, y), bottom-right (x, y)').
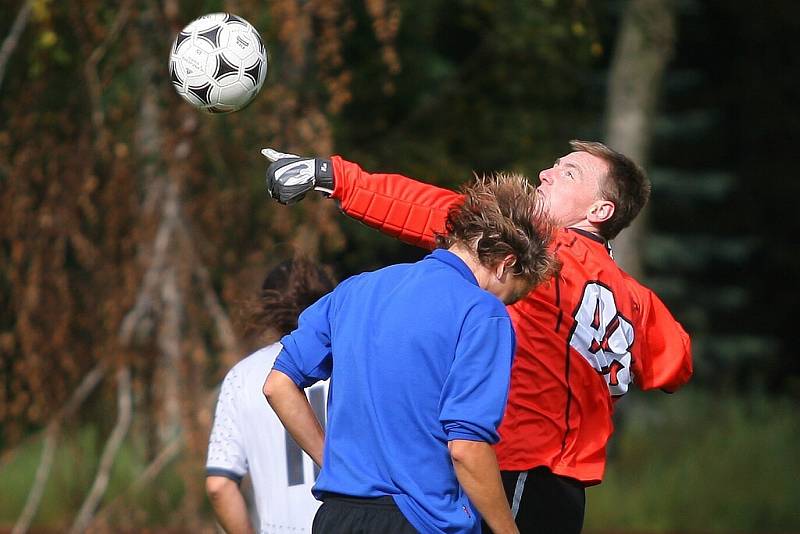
top-left (536, 151), bottom-right (609, 227)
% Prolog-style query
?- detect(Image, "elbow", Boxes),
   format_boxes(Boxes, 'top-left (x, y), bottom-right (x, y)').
top-left (448, 443), bottom-right (464, 466)
top-left (448, 439), bottom-right (494, 469)
top-left (206, 475), bottom-right (235, 503)
top-left (263, 369), bottom-right (294, 408)
top-left (262, 370), bottom-right (280, 405)
top-left (448, 439), bottom-right (476, 466)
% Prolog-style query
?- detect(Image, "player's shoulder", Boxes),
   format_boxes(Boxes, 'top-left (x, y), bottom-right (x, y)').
top-left (619, 270), bottom-right (661, 310)
top-left (337, 263), bottom-right (401, 286)
top-left (339, 261), bottom-right (418, 293)
top-left (456, 284), bottom-right (510, 323)
top-left (555, 228), bottom-right (610, 256)
top-left (225, 343), bottom-right (283, 383)
top-left (477, 292), bottom-right (510, 317)
top-left (424, 251), bottom-right (509, 315)
top-left (555, 229), bottom-right (618, 279)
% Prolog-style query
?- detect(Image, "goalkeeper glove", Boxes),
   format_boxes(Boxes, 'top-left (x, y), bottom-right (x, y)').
top-left (261, 148), bottom-right (334, 205)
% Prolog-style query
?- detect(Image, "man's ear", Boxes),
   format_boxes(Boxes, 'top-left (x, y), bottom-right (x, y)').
top-left (495, 254), bottom-right (517, 280)
top-left (588, 200), bottom-right (615, 224)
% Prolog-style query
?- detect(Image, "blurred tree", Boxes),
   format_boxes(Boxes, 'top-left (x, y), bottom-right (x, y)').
top-left (0, 1), bottom-right (606, 525)
top-left (604, 0), bottom-right (676, 278)
top-left (641, 0), bottom-right (796, 393)
top-left (0, 0), bottom-right (356, 527)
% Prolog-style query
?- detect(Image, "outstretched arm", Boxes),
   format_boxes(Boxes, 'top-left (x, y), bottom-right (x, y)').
top-left (330, 156), bottom-right (462, 249)
top-left (624, 275), bottom-right (692, 393)
top-left (262, 148), bottom-right (462, 249)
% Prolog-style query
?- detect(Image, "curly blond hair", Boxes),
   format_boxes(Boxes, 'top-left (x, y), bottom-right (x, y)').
top-left (436, 173), bottom-right (559, 289)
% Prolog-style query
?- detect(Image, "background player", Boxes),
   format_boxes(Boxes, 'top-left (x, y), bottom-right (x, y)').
top-left (261, 140), bottom-right (693, 532)
top-left (205, 257), bottom-right (336, 533)
top-left (264, 175), bottom-right (558, 534)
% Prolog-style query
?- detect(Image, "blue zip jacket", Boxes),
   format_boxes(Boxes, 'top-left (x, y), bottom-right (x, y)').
top-left (274, 249), bottom-right (516, 533)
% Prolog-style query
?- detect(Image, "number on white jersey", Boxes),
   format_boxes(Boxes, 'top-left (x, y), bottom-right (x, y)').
top-left (569, 282), bottom-right (634, 396)
top-left (285, 384), bottom-right (327, 486)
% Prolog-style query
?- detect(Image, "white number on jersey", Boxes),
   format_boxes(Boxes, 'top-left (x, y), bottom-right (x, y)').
top-left (569, 282), bottom-right (635, 396)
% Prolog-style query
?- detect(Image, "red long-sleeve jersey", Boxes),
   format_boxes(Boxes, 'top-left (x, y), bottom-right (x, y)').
top-left (330, 156), bottom-right (692, 484)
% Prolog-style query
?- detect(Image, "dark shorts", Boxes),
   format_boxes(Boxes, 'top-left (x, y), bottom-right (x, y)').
top-left (504, 467), bottom-right (586, 533)
top-left (313, 492), bottom-right (418, 534)
top-left (483, 467), bottom-right (586, 534)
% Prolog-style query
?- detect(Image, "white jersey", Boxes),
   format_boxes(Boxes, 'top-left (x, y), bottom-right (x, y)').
top-left (206, 343), bottom-right (327, 533)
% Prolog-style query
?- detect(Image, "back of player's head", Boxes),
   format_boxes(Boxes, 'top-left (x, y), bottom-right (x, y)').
top-left (570, 140), bottom-right (651, 240)
top-left (436, 173), bottom-right (558, 289)
top-left (243, 256), bottom-right (337, 344)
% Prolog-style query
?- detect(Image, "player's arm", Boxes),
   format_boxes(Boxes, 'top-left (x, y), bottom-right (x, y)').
top-left (625, 276), bottom-right (693, 392)
top-left (262, 148), bottom-right (462, 249)
top-left (263, 291), bottom-right (337, 466)
top-left (441, 313), bottom-right (518, 533)
top-left (263, 369), bottom-right (325, 466)
top-left (449, 440), bottom-right (518, 534)
top-left (205, 476), bottom-right (255, 534)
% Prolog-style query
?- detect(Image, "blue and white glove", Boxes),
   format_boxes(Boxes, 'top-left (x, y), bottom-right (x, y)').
top-left (261, 148), bottom-right (334, 205)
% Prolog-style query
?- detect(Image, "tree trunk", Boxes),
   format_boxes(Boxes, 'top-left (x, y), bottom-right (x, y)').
top-left (69, 367), bottom-right (133, 534)
top-left (0, 0), bottom-right (33, 93)
top-left (604, 0), bottom-right (677, 277)
top-left (10, 364), bottom-right (106, 534)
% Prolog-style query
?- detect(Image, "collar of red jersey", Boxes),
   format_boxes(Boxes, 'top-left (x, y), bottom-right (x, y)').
top-left (566, 227), bottom-right (613, 256)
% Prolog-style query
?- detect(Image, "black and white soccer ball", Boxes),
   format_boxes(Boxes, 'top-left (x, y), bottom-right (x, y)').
top-left (169, 13), bottom-right (268, 114)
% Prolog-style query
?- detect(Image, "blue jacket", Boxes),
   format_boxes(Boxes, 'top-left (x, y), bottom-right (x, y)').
top-left (274, 249), bottom-right (516, 533)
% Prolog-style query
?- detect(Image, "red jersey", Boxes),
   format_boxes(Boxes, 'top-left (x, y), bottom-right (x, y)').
top-left (330, 156), bottom-right (692, 485)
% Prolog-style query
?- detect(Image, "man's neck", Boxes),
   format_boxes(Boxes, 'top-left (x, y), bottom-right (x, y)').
top-left (566, 221), bottom-right (598, 234)
top-left (447, 243), bottom-right (493, 290)
top-left (566, 226), bottom-right (611, 253)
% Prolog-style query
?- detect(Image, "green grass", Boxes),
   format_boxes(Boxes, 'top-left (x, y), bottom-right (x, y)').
top-left (0, 426), bottom-right (190, 529)
top-left (2, 391), bottom-right (798, 531)
top-left (585, 390), bottom-right (800, 532)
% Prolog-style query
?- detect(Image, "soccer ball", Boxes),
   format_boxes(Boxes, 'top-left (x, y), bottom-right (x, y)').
top-left (169, 13), bottom-right (268, 114)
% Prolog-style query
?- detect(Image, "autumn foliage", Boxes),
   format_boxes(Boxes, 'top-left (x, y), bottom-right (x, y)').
top-left (0, 0), bottom-right (399, 528)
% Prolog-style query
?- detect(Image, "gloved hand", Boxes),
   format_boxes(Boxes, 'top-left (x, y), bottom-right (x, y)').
top-left (261, 148), bottom-right (335, 205)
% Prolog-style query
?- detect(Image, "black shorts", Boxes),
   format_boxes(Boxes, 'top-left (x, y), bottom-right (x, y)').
top-left (313, 492), bottom-right (418, 534)
top-left (483, 467), bottom-right (586, 534)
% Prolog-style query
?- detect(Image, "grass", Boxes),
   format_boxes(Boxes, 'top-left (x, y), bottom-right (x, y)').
top-left (0, 426), bottom-right (190, 530)
top-left (1, 390), bottom-right (798, 532)
top-left (585, 389), bottom-right (800, 532)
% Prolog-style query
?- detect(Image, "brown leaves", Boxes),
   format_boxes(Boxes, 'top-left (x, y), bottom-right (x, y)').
top-left (365, 0), bottom-right (402, 95)
top-left (0, 1), bottom-right (356, 521)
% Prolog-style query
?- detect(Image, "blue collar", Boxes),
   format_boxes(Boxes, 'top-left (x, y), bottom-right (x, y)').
top-left (428, 249), bottom-right (479, 286)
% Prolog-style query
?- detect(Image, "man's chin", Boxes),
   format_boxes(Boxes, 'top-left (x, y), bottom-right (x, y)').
top-left (535, 187), bottom-right (550, 203)
top-left (536, 194), bottom-right (556, 219)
